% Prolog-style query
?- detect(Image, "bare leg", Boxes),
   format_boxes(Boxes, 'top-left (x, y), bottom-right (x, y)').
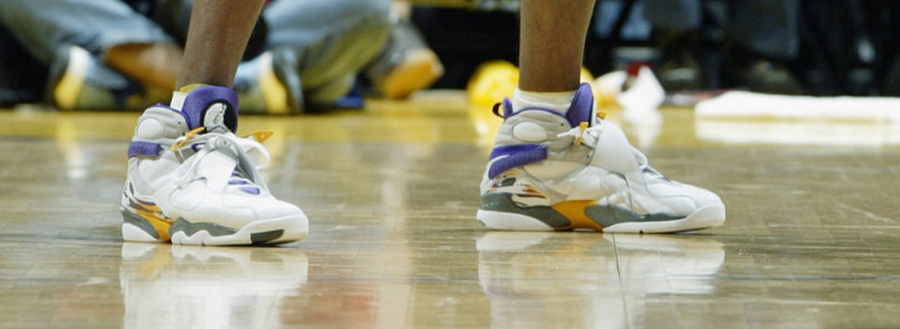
top-left (122, 0), bottom-right (308, 246)
top-left (176, 0), bottom-right (266, 88)
top-left (518, 0), bottom-right (595, 92)
top-left (479, 0), bottom-right (726, 236)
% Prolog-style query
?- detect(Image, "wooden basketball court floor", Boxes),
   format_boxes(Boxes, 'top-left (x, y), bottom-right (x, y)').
top-left (2, 92), bottom-right (900, 329)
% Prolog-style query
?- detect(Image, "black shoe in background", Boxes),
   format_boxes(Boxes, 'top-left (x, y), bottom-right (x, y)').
top-left (654, 32), bottom-right (704, 92)
top-left (723, 46), bottom-right (806, 95)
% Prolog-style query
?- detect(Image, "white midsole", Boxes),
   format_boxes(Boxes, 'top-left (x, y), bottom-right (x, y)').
top-left (122, 215), bottom-right (309, 245)
top-left (476, 210), bottom-right (554, 231)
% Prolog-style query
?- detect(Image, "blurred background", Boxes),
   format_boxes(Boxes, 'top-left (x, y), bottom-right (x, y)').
top-left (3, 0), bottom-right (900, 111)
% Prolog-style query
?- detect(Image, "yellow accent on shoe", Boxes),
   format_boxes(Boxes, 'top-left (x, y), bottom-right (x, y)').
top-left (171, 127), bottom-right (206, 151)
top-left (576, 122), bottom-right (589, 146)
top-left (135, 209), bottom-right (172, 241)
top-left (257, 52), bottom-right (289, 114)
top-left (551, 200), bottom-right (605, 232)
top-left (244, 130), bottom-right (274, 143)
top-left (129, 200), bottom-right (173, 242)
top-left (53, 47), bottom-right (91, 111)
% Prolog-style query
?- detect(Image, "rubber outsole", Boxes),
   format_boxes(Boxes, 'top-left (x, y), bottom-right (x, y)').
top-left (477, 204), bottom-right (726, 234)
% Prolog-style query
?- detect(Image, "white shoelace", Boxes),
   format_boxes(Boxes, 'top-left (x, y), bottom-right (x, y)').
top-left (557, 122), bottom-right (664, 178)
top-left (557, 122), bottom-right (602, 149)
top-left (172, 132), bottom-right (271, 187)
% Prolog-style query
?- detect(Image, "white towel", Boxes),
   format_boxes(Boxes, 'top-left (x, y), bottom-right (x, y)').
top-left (695, 91), bottom-right (900, 123)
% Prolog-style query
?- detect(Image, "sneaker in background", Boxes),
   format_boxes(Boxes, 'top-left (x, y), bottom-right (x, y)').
top-left (49, 46), bottom-right (163, 111)
top-left (655, 32), bottom-right (704, 93)
top-left (234, 48), bottom-right (304, 115)
top-left (724, 46), bottom-right (805, 95)
top-left (366, 18), bottom-right (444, 100)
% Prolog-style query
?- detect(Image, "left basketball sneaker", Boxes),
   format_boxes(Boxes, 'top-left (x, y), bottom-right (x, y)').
top-left (120, 86), bottom-right (308, 245)
top-left (478, 83), bottom-right (725, 233)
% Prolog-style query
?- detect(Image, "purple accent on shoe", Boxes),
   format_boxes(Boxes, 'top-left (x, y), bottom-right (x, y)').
top-left (489, 144), bottom-right (542, 159)
top-left (502, 98), bottom-right (513, 118)
top-left (565, 83), bottom-right (595, 127)
top-left (488, 144), bottom-right (548, 179)
top-left (181, 86), bottom-right (240, 132)
top-left (127, 141), bottom-right (162, 158)
top-left (228, 179), bottom-right (248, 185)
top-left (145, 103), bottom-right (189, 122)
top-left (240, 186), bottom-right (260, 195)
top-left (500, 84), bottom-right (595, 128)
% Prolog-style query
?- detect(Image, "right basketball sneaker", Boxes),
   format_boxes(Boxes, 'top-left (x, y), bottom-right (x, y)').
top-left (478, 83), bottom-right (725, 233)
top-left (120, 85), bottom-right (308, 245)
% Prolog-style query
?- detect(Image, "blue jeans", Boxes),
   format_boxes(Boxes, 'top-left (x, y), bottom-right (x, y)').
top-left (252, 0), bottom-right (391, 102)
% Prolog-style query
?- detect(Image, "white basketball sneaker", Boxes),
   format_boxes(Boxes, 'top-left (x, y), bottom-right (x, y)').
top-left (478, 83), bottom-right (725, 233)
top-left (120, 86), bottom-right (308, 245)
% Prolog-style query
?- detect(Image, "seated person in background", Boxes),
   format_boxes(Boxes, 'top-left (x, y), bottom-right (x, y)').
top-left (367, 0), bottom-right (445, 100)
top-left (0, 0), bottom-right (443, 113)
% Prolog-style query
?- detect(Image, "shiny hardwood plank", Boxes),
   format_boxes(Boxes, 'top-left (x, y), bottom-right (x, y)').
top-left (2, 92), bottom-right (900, 328)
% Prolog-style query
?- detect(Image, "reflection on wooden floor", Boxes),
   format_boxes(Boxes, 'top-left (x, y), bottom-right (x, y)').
top-left (2, 91), bottom-right (900, 328)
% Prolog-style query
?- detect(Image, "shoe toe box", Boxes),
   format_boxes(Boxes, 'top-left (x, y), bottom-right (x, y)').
top-left (645, 181), bottom-right (724, 214)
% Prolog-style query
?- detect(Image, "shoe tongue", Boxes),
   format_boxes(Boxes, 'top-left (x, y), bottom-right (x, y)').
top-left (564, 83), bottom-right (595, 127)
top-left (227, 145), bottom-right (267, 192)
top-left (181, 86), bottom-right (240, 133)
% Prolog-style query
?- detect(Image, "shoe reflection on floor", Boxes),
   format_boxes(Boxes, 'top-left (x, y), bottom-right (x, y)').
top-left (119, 243), bottom-right (308, 329)
top-left (477, 233), bottom-right (724, 329)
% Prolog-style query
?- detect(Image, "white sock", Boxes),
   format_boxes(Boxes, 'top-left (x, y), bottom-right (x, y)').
top-left (170, 84), bottom-right (210, 111)
top-left (512, 88), bottom-right (576, 114)
top-left (170, 91), bottom-right (188, 111)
